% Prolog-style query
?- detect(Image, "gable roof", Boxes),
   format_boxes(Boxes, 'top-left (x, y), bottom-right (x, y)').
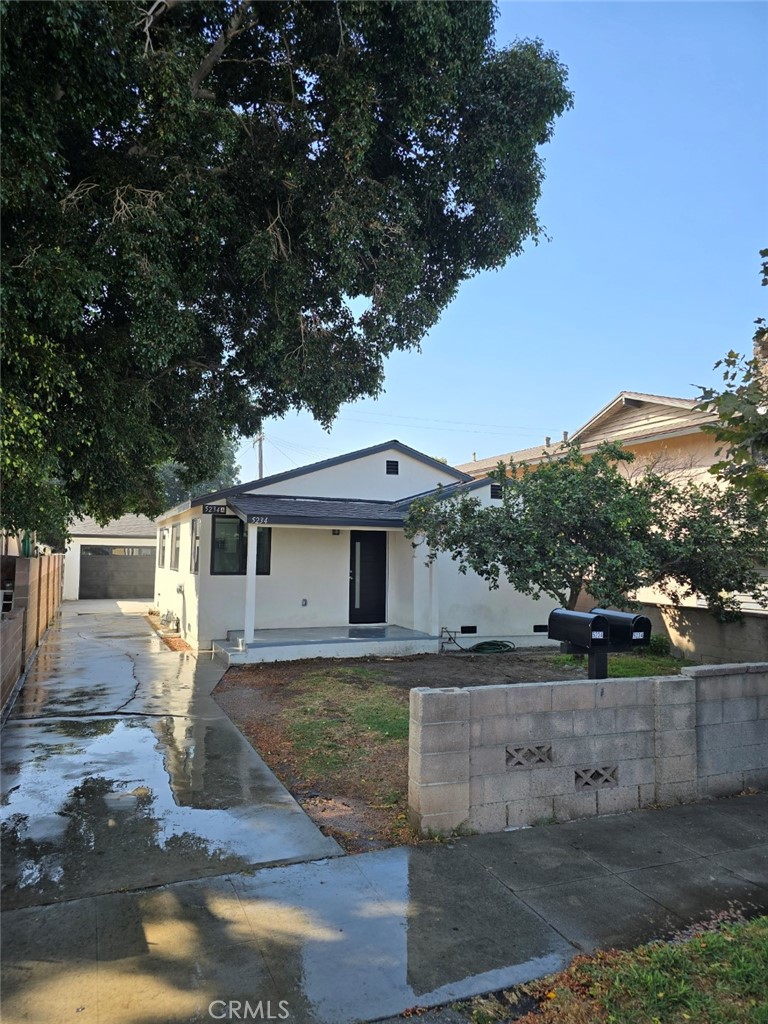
top-left (455, 392), bottom-right (717, 476)
top-left (70, 513), bottom-right (157, 539)
top-left (197, 477), bottom-right (495, 529)
top-left (190, 440), bottom-right (471, 506)
top-left (569, 391), bottom-right (713, 444)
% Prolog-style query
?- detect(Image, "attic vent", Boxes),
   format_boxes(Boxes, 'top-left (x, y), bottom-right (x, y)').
top-left (490, 484), bottom-right (503, 499)
top-left (386, 460), bottom-right (399, 475)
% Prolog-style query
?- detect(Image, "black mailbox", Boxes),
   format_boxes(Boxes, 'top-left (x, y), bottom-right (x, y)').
top-left (590, 609), bottom-right (652, 646)
top-left (547, 609), bottom-right (610, 649)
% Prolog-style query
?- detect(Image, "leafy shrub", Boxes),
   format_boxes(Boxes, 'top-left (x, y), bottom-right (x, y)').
top-left (649, 633), bottom-right (672, 657)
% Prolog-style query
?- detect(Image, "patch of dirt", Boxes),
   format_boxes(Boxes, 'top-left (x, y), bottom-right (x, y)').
top-left (218, 648), bottom-right (586, 693)
top-left (214, 650), bottom-right (584, 852)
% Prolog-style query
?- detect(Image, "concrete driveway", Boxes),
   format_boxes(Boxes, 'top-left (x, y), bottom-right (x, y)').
top-left (1, 601), bottom-right (340, 910)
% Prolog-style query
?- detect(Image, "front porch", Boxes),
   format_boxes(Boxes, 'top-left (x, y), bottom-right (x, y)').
top-left (212, 624), bottom-right (439, 665)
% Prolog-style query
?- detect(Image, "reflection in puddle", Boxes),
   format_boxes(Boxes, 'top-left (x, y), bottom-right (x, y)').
top-left (0, 714), bottom-right (328, 908)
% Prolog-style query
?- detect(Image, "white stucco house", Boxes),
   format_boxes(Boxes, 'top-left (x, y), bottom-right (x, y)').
top-left (154, 441), bottom-right (550, 663)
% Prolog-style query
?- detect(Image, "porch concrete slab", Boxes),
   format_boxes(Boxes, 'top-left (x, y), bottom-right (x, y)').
top-left (552, 811), bottom-right (702, 873)
top-left (713, 843), bottom-right (768, 888)
top-left (618, 857), bottom-right (768, 919)
top-left (456, 824), bottom-right (609, 891)
top-left (216, 624), bottom-right (441, 665)
top-left (516, 874), bottom-right (686, 952)
top-left (635, 801), bottom-right (768, 854)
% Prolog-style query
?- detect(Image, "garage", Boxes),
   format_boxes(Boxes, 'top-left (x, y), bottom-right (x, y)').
top-left (78, 545), bottom-right (156, 599)
top-left (63, 514), bottom-right (158, 601)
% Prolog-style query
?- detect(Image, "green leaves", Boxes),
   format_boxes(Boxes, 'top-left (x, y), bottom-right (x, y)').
top-left (697, 251), bottom-right (768, 502)
top-left (1, 0), bottom-right (572, 536)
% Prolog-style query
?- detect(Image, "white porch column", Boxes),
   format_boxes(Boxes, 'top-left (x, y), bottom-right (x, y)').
top-left (427, 556), bottom-right (440, 637)
top-left (243, 520), bottom-right (258, 644)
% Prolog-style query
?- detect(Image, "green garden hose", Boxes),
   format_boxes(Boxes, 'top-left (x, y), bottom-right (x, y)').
top-left (443, 635), bottom-right (516, 654)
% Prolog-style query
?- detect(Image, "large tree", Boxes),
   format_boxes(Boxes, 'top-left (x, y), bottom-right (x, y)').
top-left (697, 249), bottom-right (768, 502)
top-left (158, 437), bottom-right (241, 508)
top-left (405, 443), bottom-right (768, 619)
top-left (1, 0), bottom-right (572, 536)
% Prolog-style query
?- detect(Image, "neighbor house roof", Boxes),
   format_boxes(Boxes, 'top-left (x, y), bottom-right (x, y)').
top-left (70, 513), bottom-right (157, 539)
top-left (190, 440), bottom-right (472, 506)
top-left (455, 392), bottom-right (717, 477)
top-left (568, 391), bottom-right (712, 444)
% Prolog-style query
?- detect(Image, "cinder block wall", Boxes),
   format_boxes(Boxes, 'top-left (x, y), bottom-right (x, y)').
top-left (408, 663), bottom-right (768, 835)
top-left (692, 663), bottom-right (768, 796)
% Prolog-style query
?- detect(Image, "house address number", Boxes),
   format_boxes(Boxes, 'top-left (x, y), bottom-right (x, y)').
top-left (203, 504), bottom-right (227, 514)
top-left (247, 515), bottom-right (270, 524)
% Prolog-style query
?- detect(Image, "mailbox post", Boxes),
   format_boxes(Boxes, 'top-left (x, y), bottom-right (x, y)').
top-left (535, 608), bottom-right (653, 680)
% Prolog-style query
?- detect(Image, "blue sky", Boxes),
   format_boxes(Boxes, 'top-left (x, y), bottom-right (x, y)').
top-left (237, 1), bottom-right (767, 482)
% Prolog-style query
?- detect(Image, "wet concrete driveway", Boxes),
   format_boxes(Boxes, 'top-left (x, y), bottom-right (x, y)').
top-left (1, 601), bottom-right (341, 909)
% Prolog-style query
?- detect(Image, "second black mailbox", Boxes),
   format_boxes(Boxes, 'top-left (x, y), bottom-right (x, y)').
top-left (590, 608), bottom-right (652, 646)
top-left (547, 609), bottom-right (610, 648)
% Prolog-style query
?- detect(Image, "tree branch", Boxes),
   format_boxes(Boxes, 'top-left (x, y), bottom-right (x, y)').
top-left (190, 1), bottom-right (254, 99)
top-left (138, 0), bottom-right (185, 55)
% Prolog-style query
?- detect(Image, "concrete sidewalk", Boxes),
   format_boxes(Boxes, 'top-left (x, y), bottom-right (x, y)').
top-left (3, 793), bottom-right (767, 1023)
top-left (2, 603), bottom-right (767, 1023)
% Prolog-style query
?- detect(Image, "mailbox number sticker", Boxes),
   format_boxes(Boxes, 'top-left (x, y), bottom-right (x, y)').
top-left (203, 504), bottom-right (227, 514)
top-left (632, 630), bottom-right (645, 640)
top-left (591, 631), bottom-right (604, 640)
top-left (248, 515), bottom-right (269, 524)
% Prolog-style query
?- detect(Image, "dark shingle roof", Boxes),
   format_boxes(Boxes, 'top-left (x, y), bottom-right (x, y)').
top-left (228, 494), bottom-right (408, 527)
top-left (227, 477), bottom-right (494, 527)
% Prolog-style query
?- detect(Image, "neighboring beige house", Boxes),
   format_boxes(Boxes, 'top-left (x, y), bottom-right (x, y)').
top-left (63, 514), bottom-right (157, 600)
top-left (457, 391), bottom-right (767, 662)
top-left (457, 391), bottom-right (719, 483)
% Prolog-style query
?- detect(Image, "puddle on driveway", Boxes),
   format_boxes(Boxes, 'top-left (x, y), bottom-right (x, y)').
top-left (1, 712), bottom-right (339, 909)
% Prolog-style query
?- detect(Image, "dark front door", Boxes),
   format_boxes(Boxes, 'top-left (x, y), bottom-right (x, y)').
top-left (349, 531), bottom-right (386, 623)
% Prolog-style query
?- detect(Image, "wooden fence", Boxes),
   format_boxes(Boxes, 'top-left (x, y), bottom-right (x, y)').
top-left (1, 554), bottom-right (63, 713)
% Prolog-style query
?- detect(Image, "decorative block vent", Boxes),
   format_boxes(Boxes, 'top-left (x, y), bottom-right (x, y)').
top-left (574, 766), bottom-right (618, 790)
top-left (506, 744), bottom-right (552, 769)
